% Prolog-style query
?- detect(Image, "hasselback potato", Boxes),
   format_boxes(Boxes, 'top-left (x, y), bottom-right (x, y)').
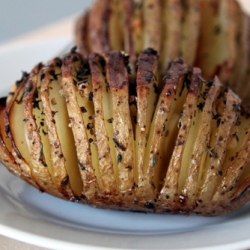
top-left (75, 0), bottom-right (250, 100)
top-left (1, 48), bottom-right (250, 215)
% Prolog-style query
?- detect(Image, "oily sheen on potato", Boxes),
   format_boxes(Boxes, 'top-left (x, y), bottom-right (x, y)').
top-left (75, 0), bottom-right (250, 101)
top-left (1, 48), bottom-right (250, 215)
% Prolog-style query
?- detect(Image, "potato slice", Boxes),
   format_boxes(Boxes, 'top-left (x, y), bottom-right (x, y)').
top-left (22, 63), bottom-right (65, 197)
top-left (87, 0), bottom-right (110, 55)
top-left (180, 0), bottom-right (201, 66)
top-left (181, 77), bottom-right (223, 209)
top-left (135, 49), bottom-right (159, 196)
top-left (212, 106), bottom-right (250, 201)
top-left (106, 51), bottom-right (135, 193)
top-left (4, 70), bottom-right (38, 188)
top-left (61, 51), bottom-right (98, 199)
top-left (160, 0), bottom-right (182, 76)
top-left (195, 0), bottom-right (237, 83)
top-left (89, 53), bottom-right (117, 195)
top-left (40, 59), bottom-right (79, 199)
top-left (141, 59), bottom-right (189, 207)
top-left (0, 98), bottom-right (21, 177)
top-left (197, 88), bottom-right (241, 209)
top-left (159, 68), bottom-right (201, 209)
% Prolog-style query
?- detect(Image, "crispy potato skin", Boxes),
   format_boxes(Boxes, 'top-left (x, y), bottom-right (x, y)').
top-left (1, 50), bottom-right (250, 216)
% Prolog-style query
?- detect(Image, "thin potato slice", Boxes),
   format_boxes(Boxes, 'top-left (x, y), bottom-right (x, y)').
top-left (4, 71), bottom-right (38, 188)
top-left (61, 51), bottom-right (98, 199)
top-left (23, 63), bottom-right (64, 197)
top-left (197, 89), bottom-right (241, 207)
top-left (142, 59), bottom-right (189, 207)
top-left (212, 106), bottom-right (250, 202)
top-left (0, 98), bottom-right (21, 177)
top-left (159, 68), bottom-right (201, 209)
top-left (89, 53), bottom-right (117, 194)
top-left (40, 59), bottom-right (78, 199)
top-left (181, 77), bottom-right (223, 209)
top-left (106, 51), bottom-right (135, 193)
top-left (135, 48), bottom-right (159, 199)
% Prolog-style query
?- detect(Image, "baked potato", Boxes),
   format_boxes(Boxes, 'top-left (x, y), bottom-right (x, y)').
top-left (75, 0), bottom-right (250, 100)
top-left (1, 48), bottom-right (250, 215)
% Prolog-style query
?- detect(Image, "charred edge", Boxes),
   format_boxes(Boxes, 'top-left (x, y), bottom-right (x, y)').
top-left (76, 63), bottom-right (91, 83)
top-left (107, 51), bottom-right (130, 88)
top-left (39, 144), bottom-right (47, 167)
top-left (24, 80), bottom-right (34, 97)
top-left (78, 161), bottom-right (86, 171)
top-left (137, 50), bottom-right (158, 85)
top-left (144, 202), bottom-right (155, 210)
top-left (113, 137), bottom-right (126, 151)
top-left (0, 97), bottom-right (7, 108)
top-left (61, 175), bottom-right (69, 187)
top-left (15, 71), bottom-right (29, 87)
top-left (189, 68), bottom-right (202, 95)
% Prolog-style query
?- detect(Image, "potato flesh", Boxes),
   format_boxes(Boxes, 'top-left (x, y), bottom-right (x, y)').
top-left (88, 54), bottom-right (117, 192)
top-left (198, 90), bottom-right (240, 203)
top-left (135, 50), bottom-right (159, 187)
top-left (162, 70), bottom-right (201, 206)
top-left (178, 70), bottom-right (203, 194)
top-left (33, 78), bottom-right (55, 183)
top-left (106, 51), bottom-right (135, 193)
top-left (48, 70), bottom-right (82, 196)
top-left (7, 84), bottom-right (39, 188)
top-left (182, 77), bottom-right (222, 206)
top-left (145, 60), bottom-right (189, 194)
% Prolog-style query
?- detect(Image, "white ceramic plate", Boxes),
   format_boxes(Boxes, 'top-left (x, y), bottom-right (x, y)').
top-left (0, 39), bottom-right (250, 250)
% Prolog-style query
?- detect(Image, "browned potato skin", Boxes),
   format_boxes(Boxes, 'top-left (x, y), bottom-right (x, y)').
top-left (2, 50), bottom-right (250, 215)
